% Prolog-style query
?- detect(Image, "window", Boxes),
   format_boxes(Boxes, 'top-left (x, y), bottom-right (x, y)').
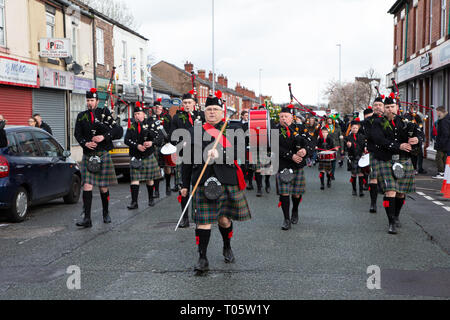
top-left (46, 12), bottom-right (55, 38)
top-left (33, 132), bottom-right (63, 158)
top-left (122, 40), bottom-right (127, 79)
top-left (16, 132), bottom-right (40, 157)
top-left (6, 134), bottom-right (20, 156)
top-left (96, 28), bottom-right (104, 65)
top-left (441, 0), bottom-right (447, 38)
top-left (0, 0), bottom-right (5, 47)
top-left (72, 27), bottom-right (77, 61)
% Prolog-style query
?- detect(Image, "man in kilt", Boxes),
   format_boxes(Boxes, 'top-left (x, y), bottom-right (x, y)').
top-left (344, 118), bottom-right (367, 197)
top-left (74, 88), bottom-right (124, 228)
top-left (125, 102), bottom-right (163, 210)
top-left (239, 110), bottom-right (255, 190)
top-left (149, 99), bottom-right (172, 199)
top-left (171, 92), bottom-right (205, 229)
top-left (316, 127), bottom-right (335, 190)
top-left (180, 93), bottom-right (251, 273)
top-left (276, 105), bottom-right (308, 231)
top-left (365, 96), bottom-right (385, 213)
top-left (371, 94), bottom-right (421, 235)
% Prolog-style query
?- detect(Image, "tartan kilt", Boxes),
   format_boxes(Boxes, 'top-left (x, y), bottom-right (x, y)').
top-left (376, 158), bottom-right (415, 194)
top-left (193, 185), bottom-right (252, 225)
top-left (347, 158), bottom-right (362, 175)
top-left (318, 160), bottom-right (333, 172)
top-left (81, 151), bottom-right (118, 187)
top-left (276, 168), bottom-right (306, 196)
top-left (369, 153), bottom-right (380, 180)
top-left (130, 154), bottom-right (162, 182)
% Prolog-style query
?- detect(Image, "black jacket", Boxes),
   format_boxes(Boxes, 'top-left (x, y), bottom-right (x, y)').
top-left (364, 114), bottom-right (383, 153)
top-left (316, 136), bottom-right (335, 154)
top-left (74, 108), bottom-right (123, 154)
top-left (344, 132), bottom-right (366, 159)
top-left (170, 110), bottom-right (205, 136)
top-left (39, 122), bottom-right (53, 135)
top-left (371, 115), bottom-right (422, 161)
top-left (0, 129), bottom-right (6, 148)
top-left (181, 122), bottom-right (241, 189)
top-left (278, 124), bottom-right (308, 172)
top-left (435, 114), bottom-right (450, 152)
top-left (124, 121), bottom-right (161, 159)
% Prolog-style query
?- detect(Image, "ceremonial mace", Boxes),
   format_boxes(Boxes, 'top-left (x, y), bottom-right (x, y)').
top-left (174, 109), bottom-right (237, 231)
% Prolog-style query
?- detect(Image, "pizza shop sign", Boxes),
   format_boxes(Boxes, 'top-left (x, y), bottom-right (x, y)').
top-left (39, 38), bottom-right (72, 58)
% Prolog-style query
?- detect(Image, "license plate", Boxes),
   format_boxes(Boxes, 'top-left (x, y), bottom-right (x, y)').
top-left (110, 148), bottom-right (129, 154)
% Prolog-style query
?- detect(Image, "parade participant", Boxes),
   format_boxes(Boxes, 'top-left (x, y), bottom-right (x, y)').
top-left (33, 114), bottom-right (53, 135)
top-left (150, 98), bottom-right (172, 199)
top-left (180, 93), bottom-right (251, 273)
top-left (240, 110), bottom-right (255, 190)
top-left (276, 105), bottom-right (308, 231)
top-left (366, 97), bottom-right (385, 213)
top-left (171, 92), bottom-right (205, 229)
top-left (317, 127), bottom-right (335, 190)
top-left (305, 117), bottom-right (321, 166)
top-left (360, 108), bottom-right (374, 190)
top-left (0, 115), bottom-right (7, 148)
top-left (125, 102), bottom-right (163, 210)
top-left (371, 93), bottom-right (421, 235)
top-left (74, 88), bottom-right (123, 228)
top-left (404, 103), bottom-right (427, 174)
top-left (344, 119), bottom-right (367, 197)
top-left (325, 117), bottom-right (343, 180)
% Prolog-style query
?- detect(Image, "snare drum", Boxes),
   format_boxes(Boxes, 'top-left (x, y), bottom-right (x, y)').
top-left (164, 154), bottom-right (177, 167)
top-left (318, 151), bottom-right (336, 162)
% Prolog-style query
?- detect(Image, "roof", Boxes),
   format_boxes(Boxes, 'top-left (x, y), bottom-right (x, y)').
top-left (151, 73), bottom-right (182, 97)
top-left (388, 0), bottom-right (406, 14)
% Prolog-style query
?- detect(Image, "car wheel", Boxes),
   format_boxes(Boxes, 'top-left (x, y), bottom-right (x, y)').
top-left (63, 175), bottom-right (81, 204)
top-left (8, 187), bottom-right (29, 223)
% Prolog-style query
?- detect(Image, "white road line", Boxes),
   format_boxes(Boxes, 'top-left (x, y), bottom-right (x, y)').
top-left (443, 207), bottom-right (450, 212)
top-left (424, 196), bottom-right (435, 201)
top-left (433, 201), bottom-right (444, 206)
top-left (0, 224), bottom-right (9, 228)
top-left (416, 192), bottom-right (426, 196)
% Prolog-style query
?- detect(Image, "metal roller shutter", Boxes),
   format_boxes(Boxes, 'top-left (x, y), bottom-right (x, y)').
top-left (32, 89), bottom-right (67, 149)
top-left (0, 85), bottom-right (33, 125)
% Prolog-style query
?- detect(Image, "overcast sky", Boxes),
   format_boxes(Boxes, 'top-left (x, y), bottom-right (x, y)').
top-left (127, 0), bottom-right (395, 105)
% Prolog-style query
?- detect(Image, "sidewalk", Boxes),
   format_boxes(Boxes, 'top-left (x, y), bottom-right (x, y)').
top-left (406, 159), bottom-right (450, 255)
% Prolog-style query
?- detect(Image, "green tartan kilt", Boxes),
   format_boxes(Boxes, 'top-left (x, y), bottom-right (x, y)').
top-left (193, 185), bottom-right (252, 225)
top-left (318, 160), bottom-right (333, 172)
top-left (130, 154), bottom-right (163, 182)
top-left (369, 153), bottom-right (380, 180)
top-left (376, 158), bottom-right (415, 194)
top-left (276, 168), bottom-right (306, 196)
top-left (81, 151), bottom-right (118, 187)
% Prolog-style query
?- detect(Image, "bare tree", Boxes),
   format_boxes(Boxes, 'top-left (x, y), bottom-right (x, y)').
top-left (324, 80), bottom-right (372, 115)
top-left (79, 0), bottom-right (141, 31)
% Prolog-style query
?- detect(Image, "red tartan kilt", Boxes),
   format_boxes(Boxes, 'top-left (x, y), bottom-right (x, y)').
top-left (164, 154), bottom-right (177, 167)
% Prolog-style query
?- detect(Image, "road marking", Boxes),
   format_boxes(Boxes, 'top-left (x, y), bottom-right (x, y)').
top-left (433, 201), bottom-right (444, 206)
top-left (0, 224), bottom-right (9, 228)
top-left (416, 192), bottom-right (426, 196)
top-left (424, 196), bottom-right (434, 201)
top-left (444, 207), bottom-right (450, 212)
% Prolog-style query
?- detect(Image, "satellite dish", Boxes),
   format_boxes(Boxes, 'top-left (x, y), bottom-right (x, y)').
top-left (71, 63), bottom-right (83, 75)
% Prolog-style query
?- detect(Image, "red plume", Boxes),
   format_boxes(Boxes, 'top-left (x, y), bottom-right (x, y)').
top-left (189, 89), bottom-right (195, 95)
top-left (355, 118), bottom-right (360, 122)
top-left (368, 106), bottom-right (372, 110)
top-left (90, 88), bottom-right (97, 94)
top-left (157, 98), bottom-right (162, 103)
top-left (136, 101), bottom-right (141, 107)
top-left (288, 104), bottom-right (294, 109)
top-left (390, 92), bottom-right (396, 99)
top-left (215, 90), bottom-right (222, 99)
top-left (180, 107), bottom-right (185, 112)
top-left (381, 95), bottom-right (385, 99)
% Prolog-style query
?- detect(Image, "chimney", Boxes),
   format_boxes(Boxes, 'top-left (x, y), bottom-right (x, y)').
top-left (224, 77), bottom-right (228, 88)
top-left (218, 74), bottom-right (225, 86)
top-left (208, 71), bottom-right (215, 82)
top-left (198, 70), bottom-right (206, 80)
top-left (184, 61), bottom-right (194, 73)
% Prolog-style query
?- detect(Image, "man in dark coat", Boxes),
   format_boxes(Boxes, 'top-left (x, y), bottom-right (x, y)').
top-left (0, 115), bottom-right (7, 148)
top-left (434, 106), bottom-right (450, 179)
top-left (33, 114), bottom-right (53, 135)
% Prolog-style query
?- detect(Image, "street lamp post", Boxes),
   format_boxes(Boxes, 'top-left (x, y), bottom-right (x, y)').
top-left (212, 0), bottom-right (215, 93)
top-left (336, 44), bottom-right (342, 84)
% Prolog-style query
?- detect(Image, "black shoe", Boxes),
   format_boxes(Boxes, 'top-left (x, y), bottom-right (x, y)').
top-left (166, 188), bottom-right (172, 196)
top-left (359, 191), bottom-right (365, 197)
top-left (178, 216), bottom-right (190, 228)
top-left (103, 212), bottom-right (112, 224)
top-left (76, 217), bottom-right (92, 228)
top-left (352, 190), bottom-right (357, 196)
top-left (395, 218), bottom-right (402, 228)
top-left (246, 184), bottom-right (254, 191)
top-left (321, 185), bottom-right (325, 190)
top-left (127, 202), bottom-right (138, 210)
top-left (256, 188), bottom-right (262, 197)
top-left (370, 203), bottom-right (377, 214)
top-left (418, 169), bottom-right (427, 174)
top-left (223, 247), bottom-right (235, 263)
top-left (194, 257), bottom-right (209, 272)
top-left (282, 219), bottom-right (291, 231)
top-left (266, 186), bottom-right (271, 194)
top-left (327, 181), bottom-right (332, 188)
top-left (148, 198), bottom-right (155, 207)
top-left (291, 211), bottom-right (299, 225)
top-left (339, 161), bottom-right (343, 168)
top-left (154, 190), bottom-right (160, 199)
top-left (388, 223), bottom-right (398, 235)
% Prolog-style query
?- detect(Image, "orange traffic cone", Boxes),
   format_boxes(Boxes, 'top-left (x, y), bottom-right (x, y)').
top-left (441, 157), bottom-right (450, 199)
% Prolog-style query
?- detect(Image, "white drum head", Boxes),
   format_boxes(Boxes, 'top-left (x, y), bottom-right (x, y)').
top-left (161, 143), bottom-right (177, 155)
top-left (358, 154), bottom-right (370, 168)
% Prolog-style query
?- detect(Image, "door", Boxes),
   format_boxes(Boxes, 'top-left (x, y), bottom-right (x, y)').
top-left (33, 130), bottom-right (71, 197)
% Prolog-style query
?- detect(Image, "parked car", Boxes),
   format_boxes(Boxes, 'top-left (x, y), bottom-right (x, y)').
top-left (110, 126), bottom-right (130, 179)
top-left (0, 126), bottom-right (81, 222)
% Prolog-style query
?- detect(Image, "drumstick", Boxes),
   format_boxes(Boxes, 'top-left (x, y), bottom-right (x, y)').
top-left (175, 117), bottom-right (231, 231)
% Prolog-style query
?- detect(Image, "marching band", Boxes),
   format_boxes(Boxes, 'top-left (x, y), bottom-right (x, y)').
top-left (74, 83), bottom-right (423, 274)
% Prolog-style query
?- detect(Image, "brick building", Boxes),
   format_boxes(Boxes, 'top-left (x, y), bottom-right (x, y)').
top-left (388, 0), bottom-right (450, 158)
top-left (152, 60), bottom-right (260, 118)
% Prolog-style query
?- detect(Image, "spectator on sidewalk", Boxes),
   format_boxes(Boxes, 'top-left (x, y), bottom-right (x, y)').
top-left (33, 114), bottom-right (53, 135)
top-left (433, 106), bottom-right (450, 179)
top-left (0, 115), bottom-right (7, 148)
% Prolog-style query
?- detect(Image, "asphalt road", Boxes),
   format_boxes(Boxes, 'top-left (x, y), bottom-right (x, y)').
top-left (1, 163), bottom-right (450, 300)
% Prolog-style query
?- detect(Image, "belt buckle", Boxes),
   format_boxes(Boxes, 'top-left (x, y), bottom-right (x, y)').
top-left (392, 155), bottom-right (400, 161)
